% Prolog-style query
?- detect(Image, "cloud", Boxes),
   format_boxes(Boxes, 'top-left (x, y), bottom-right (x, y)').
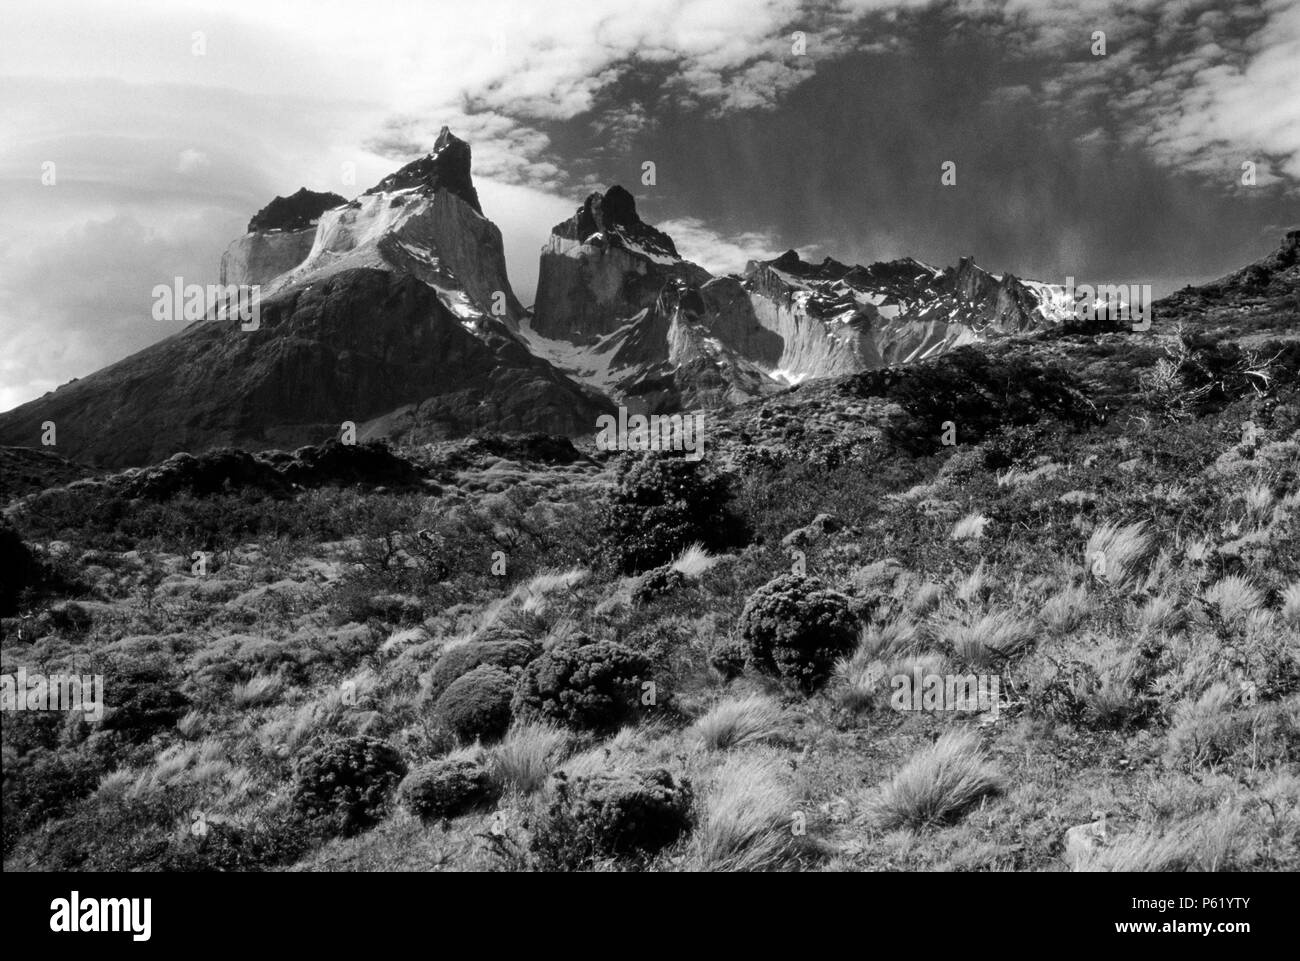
top-left (658, 217), bottom-right (818, 276)
top-left (176, 148), bottom-right (210, 174)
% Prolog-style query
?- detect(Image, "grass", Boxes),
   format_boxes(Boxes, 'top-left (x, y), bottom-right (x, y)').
top-left (491, 721), bottom-right (570, 794)
top-left (685, 753), bottom-right (801, 871)
top-left (1201, 574), bottom-right (1264, 626)
top-left (1075, 807), bottom-right (1247, 872)
top-left (689, 694), bottom-right (785, 751)
top-left (1084, 521), bottom-right (1153, 593)
top-left (864, 730), bottom-right (1004, 830)
top-left (6, 336), bottom-right (1300, 874)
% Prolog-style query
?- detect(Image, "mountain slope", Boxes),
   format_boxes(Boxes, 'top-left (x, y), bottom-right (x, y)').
top-left (0, 129), bottom-right (607, 466)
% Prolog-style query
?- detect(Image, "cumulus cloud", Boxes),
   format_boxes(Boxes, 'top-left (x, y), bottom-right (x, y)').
top-left (659, 217), bottom-right (819, 276)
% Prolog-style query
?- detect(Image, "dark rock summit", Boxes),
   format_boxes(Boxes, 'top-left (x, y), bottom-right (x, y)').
top-left (364, 126), bottom-right (482, 213)
top-left (247, 187), bottom-right (346, 233)
top-left (552, 185), bottom-right (680, 259)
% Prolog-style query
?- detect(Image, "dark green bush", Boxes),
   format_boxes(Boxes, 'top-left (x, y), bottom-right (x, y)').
top-left (739, 573), bottom-right (857, 692)
top-left (427, 637), bottom-right (539, 703)
top-left (844, 345), bottom-right (1098, 453)
top-left (512, 639), bottom-right (652, 732)
top-left (400, 757), bottom-right (499, 821)
top-left (599, 453), bottom-right (745, 573)
top-left (630, 564), bottom-right (687, 604)
top-left (99, 666), bottom-right (190, 742)
top-left (432, 664), bottom-right (516, 742)
top-left (291, 735), bottom-right (407, 836)
top-left (532, 767), bottom-right (694, 869)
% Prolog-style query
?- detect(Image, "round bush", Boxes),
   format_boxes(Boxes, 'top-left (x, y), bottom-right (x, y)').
top-left (739, 573), bottom-right (857, 692)
top-left (291, 735), bottom-right (407, 836)
top-left (400, 757), bottom-right (499, 821)
top-left (533, 767), bottom-right (694, 868)
top-left (427, 638), bottom-right (538, 703)
top-left (599, 454), bottom-right (744, 573)
top-left (433, 664), bottom-right (516, 742)
top-left (631, 565), bottom-right (687, 605)
top-left (512, 639), bottom-right (651, 732)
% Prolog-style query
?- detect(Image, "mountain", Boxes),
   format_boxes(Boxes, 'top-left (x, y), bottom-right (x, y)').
top-left (0, 129), bottom-right (609, 467)
top-left (220, 188), bottom-right (345, 287)
top-left (7, 128), bottom-right (1259, 467)
top-left (519, 185), bottom-right (1084, 413)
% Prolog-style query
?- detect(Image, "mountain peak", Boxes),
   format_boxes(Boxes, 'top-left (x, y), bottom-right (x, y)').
top-left (246, 187), bottom-right (346, 233)
top-left (363, 127), bottom-right (482, 213)
top-left (552, 185), bottom-right (680, 260)
top-left (772, 249), bottom-right (804, 270)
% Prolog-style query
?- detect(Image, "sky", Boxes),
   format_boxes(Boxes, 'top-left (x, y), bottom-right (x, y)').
top-left (2, 0), bottom-right (1298, 411)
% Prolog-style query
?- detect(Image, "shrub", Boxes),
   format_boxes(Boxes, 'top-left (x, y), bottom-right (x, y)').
top-left (292, 735), bottom-right (407, 835)
top-left (99, 667), bottom-right (191, 742)
top-left (630, 565), bottom-right (687, 604)
top-left (432, 665), bottom-right (516, 743)
top-left (708, 636), bottom-right (749, 680)
top-left (532, 767), bottom-right (694, 868)
top-left (400, 757), bottom-right (499, 821)
top-left (738, 573), bottom-right (857, 692)
top-left (426, 637), bottom-right (538, 703)
top-left (599, 454), bottom-right (745, 574)
top-left (512, 639), bottom-right (652, 732)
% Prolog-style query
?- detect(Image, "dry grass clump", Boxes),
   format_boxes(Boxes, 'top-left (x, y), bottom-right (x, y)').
top-left (1165, 683), bottom-right (1249, 769)
top-left (950, 512), bottom-right (989, 541)
top-left (232, 672), bottom-right (283, 708)
top-left (490, 720), bottom-right (571, 794)
top-left (671, 543), bottom-right (720, 578)
top-left (1282, 580), bottom-right (1300, 628)
top-left (940, 611), bottom-right (1036, 669)
top-left (690, 694), bottom-right (785, 751)
top-left (863, 730), bottom-right (1003, 830)
top-left (685, 752), bottom-right (801, 871)
top-left (1040, 583), bottom-right (1092, 636)
top-left (1084, 521), bottom-right (1153, 593)
top-left (1074, 806), bottom-right (1247, 871)
top-left (1201, 574), bottom-right (1264, 626)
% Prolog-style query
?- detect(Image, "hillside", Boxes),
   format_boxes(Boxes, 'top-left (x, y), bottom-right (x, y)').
top-left (3, 259), bottom-right (1298, 870)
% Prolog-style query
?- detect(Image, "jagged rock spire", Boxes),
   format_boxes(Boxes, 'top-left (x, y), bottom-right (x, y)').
top-left (364, 126), bottom-right (482, 213)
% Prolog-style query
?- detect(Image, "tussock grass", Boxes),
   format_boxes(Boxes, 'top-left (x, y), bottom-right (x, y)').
top-left (853, 616), bottom-right (921, 662)
top-left (1166, 683), bottom-right (1247, 768)
top-left (686, 753), bottom-right (800, 871)
top-left (690, 694), bottom-right (785, 751)
top-left (491, 721), bottom-right (570, 794)
top-left (1075, 807), bottom-right (1246, 871)
top-left (671, 543), bottom-right (719, 578)
top-left (1202, 574), bottom-right (1264, 626)
top-left (836, 652), bottom-right (947, 715)
top-left (1281, 581), bottom-right (1300, 628)
top-left (908, 582), bottom-right (945, 617)
top-left (1084, 521), bottom-right (1153, 593)
top-left (942, 611), bottom-right (1036, 669)
top-left (1134, 594), bottom-right (1187, 634)
top-left (515, 567), bottom-right (589, 616)
top-left (864, 730), bottom-right (1003, 830)
top-left (950, 512), bottom-right (989, 541)
top-left (232, 673), bottom-right (283, 708)
top-left (1040, 583), bottom-right (1092, 635)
